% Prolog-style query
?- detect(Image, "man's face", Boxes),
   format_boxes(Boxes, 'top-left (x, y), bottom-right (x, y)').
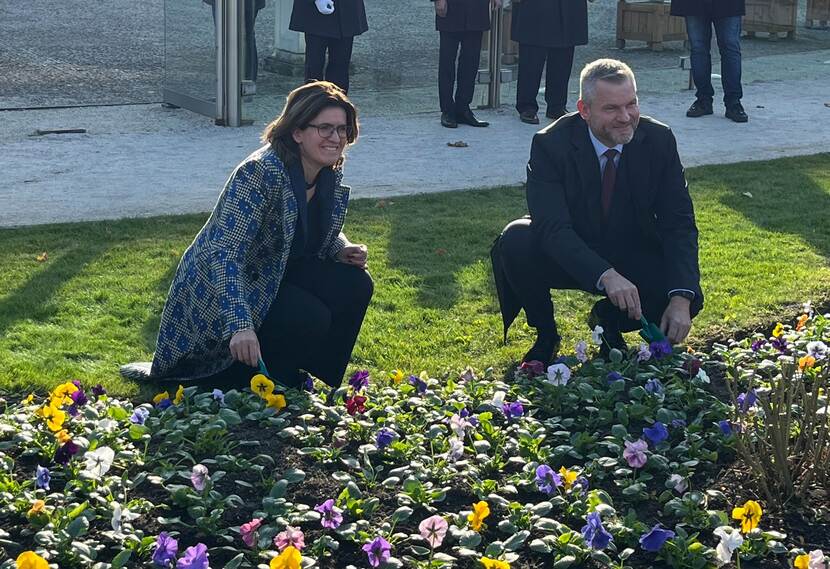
top-left (577, 78), bottom-right (640, 147)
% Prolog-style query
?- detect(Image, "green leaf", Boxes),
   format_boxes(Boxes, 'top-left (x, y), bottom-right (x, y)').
top-left (553, 555), bottom-right (576, 568)
top-left (409, 545), bottom-right (431, 556)
top-left (111, 549), bottom-right (132, 568)
top-left (282, 468), bottom-right (306, 483)
top-left (391, 506), bottom-right (413, 523)
top-left (218, 409), bottom-right (242, 425)
top-left (503, 530), bottom-right (530, 551)
top-left (270, 480), bottom-right (288, 498)
top-left (67, 501), bottom-right (88, 521)
top-left (224, 553), bottom-right (245, 569)
top-left (66, 516), bottom-right (90, 538)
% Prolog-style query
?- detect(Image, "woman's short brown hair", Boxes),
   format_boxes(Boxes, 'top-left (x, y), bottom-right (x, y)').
top-left (261, 81), bottom-right (359, 168)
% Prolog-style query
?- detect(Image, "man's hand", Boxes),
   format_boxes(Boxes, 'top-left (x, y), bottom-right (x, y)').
top-left (660, 296), bottom-right (692, 344)
top-left (600, 269), bottom-right (642, 320)
top-left (435, 0), bottom-right (448, 17)
top-left (336, 243), bottom-right (368, 269)
top-left (230, 328), bottom-right (261, 367)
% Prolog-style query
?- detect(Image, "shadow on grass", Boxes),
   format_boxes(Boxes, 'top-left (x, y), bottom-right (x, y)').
top-left (713, 154), bottom-right (830, 260)
top-left (382, 187), bottom-right (527, 310)
top-left (139, 259), bottom-right (179, 352)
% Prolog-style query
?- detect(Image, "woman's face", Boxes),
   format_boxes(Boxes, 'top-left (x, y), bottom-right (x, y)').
top-left (292, 106), bottom-right (349, 170)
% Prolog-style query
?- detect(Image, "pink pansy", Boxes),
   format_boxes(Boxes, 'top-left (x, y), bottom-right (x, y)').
top-left (240, 518), bottom-right (263, 547)
top-left (623, 439), bottom-right (648, 469)
top-left (274, 526), bottom-right (306, 551)
top-left (419, 515), bottom-right (449, 549)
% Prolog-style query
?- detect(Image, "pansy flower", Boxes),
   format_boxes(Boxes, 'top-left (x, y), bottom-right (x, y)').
top-left (468, 501), bottom-right (490, 532)
top-left (173, 384), bottom-right (185, 405)
top-left (623, 439), bottom-right (648, 468)
top-left (274, 525), bottom-right (305, 551)
top-left (176, 543), bottom-right (209, 569)
top-left (314, 499), bottom-right (343, 529)
top-left (643, 421), bottom-right (669, 446)
top-left (581, 511), bottom-right (613, 549)
top-left (270, 545), bottom-right (301, 569)
top-left (15, 552), bottom-right (49, 569)
top-left (480, 558), bottom-right (510, 569)
top-left (419, 515), bottom-right (448, 549)
top-left (534, 465), bottom-right (562, 495)
top-left (732, 500), bottom-right (762, 533)
top-left (348, 370), bottom-right (370, 392)
top-left (362, 536), bottom-right (391, 568)
top-left (559, 466), bottom-right (578, 489)
top-left (250, 375), bottom-right (274, 398)
top-left (241, 518), bottom-right (263, 548)
top-left (639, 524), bottom-right (675, 552)
top-left (345, 395), bottom-right (367, 415)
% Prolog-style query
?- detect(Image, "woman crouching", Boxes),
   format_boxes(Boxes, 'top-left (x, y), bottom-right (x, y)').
top-left (125, 81), bottom-right (372, 389)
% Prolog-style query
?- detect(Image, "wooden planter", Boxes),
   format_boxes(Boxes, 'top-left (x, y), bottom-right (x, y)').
top-left (616, 0), bottom-right (687, 52)
top-left (806, 0), bottom-right (830, 28)
top-left (743, 0), bottom-right (798, 39)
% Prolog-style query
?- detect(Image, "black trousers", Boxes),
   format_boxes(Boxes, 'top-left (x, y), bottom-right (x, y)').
top-left (438, 30), bottom-right (483, 115)
top-left (210, 257), bottom-right (373, 390)
top-left (515, 44), bottom-right (574, 115)
top-left (305, 34), bottom-right (355, 93)
top-left (497, 218), bottom-right (699, 334)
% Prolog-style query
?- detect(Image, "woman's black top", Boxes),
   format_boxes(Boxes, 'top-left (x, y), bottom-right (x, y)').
top-left (288, 163), bottom-right (326, 263)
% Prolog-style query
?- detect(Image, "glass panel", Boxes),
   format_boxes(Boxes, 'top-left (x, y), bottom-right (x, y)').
top-left (241, 0), bottom-right (501, 122)
top-left (163, 0), bottom-right (219, 117)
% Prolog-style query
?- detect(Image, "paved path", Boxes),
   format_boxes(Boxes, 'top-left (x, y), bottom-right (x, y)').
top-left (1, 55), bottom-right (829, 227)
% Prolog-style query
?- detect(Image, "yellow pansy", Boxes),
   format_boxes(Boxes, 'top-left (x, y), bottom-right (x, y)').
top-left (55, 430), bottom-right (72, 444)
top-left (251, 374), bottom-right (275, 398)
top-left (16, 551), bottom-right (49, 569)
top-left (50, 381), bottom-right (78, 407)
top-left (559, 466), bottom-right (578, 489)
top-left (732, 500), bottom-right (762, 533)
top-left (27, 500), bottom-right (46, 516)
top-left (480, 558), bottom-right (510, 569)
top-left (152, 391), bottom-right (170, 405)
top-left (799, 356), bottom-right (816, 370)
top-left (270, 545), bottom-right (301, 569)
top-left (24, 393), bottom-right (35, 405)
top-left (468, 501), bottom-right (490, 532)
top-left (794, 554), bottom-right (810, 569)
top-left (173, 384), bottom-right (185, 405)
top-left (389, 369), bottom-right (404, 384)
top-left (796, 314), bottom-right (809, 331)
top-left (266, 393), bottom-right (287, 411)
top-left (41, 405), bottom-right (66, 432)
top-left (772, 323), bottom-right (784, 338)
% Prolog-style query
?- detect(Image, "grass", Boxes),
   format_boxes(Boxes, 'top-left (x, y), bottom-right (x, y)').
top-left (1, 154), bottom-right (829, 397)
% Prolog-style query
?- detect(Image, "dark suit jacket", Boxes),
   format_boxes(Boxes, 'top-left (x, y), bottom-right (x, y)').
top-left (290, 0), bottom-right (368, 39)
top-left (433, 0), bottom-right (491, 33)
top-left (510, 0), bottom-right (588, 48)
top-left (670, 0), bottom-right (745, 18)
top-left (493, 113), bottom-right (702, 337)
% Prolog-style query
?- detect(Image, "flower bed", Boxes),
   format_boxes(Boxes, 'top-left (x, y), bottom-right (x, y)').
top-left (1, 312), bottom-right (829, 569)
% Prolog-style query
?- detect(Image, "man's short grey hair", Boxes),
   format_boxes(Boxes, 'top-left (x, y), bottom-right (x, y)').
top-left (579, 59), bottom-right (637, 104)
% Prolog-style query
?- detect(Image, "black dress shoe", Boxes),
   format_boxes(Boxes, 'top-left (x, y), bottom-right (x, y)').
top-left (456, 109), bottom-right (489, 127)
top-left (725, 103), bottom-right (748, 123)
top-left (686, 100), bottom-right (713, 118)
top-left (441, 112), bottom-right (458, 128)
top-left (522, 330), bottom-right (562, 368)
top-left (519, 110), bottom-right (540, 124)
top-left (545, 108), bottom-right (567, 120)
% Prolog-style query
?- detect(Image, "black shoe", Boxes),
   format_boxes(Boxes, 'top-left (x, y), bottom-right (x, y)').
top-left (441, 112), bottom-right (458, 128)
top-left (545, 108), bottom-right (567, 120)
top-left (686, 100), bottom-right (713, 118)
top-left (725, 103), bottom-right (748, 123)
top-left (519, 110), bottom-right (540, 125)
top-left (522, 330), bottom-right (562, 368)
top-left (587, 302), bottom-right (627, 358)
top-left (456, 109), bottom-right (489, 127)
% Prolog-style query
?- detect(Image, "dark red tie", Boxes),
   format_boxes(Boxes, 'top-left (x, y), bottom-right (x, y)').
top-left (601, 148), bottom-right (619, 219)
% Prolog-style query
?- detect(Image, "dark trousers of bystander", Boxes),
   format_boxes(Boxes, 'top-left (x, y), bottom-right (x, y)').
top-left (438, 30), bottom-right (484, 115)
top-left (304, 34), bottom-right (356, 93)
top-left (515, 44), bottom-right (574, 116)
top-left (209, 256), bottom-right (373, 390)
top-left (685, 15), bottom-right (743, 106)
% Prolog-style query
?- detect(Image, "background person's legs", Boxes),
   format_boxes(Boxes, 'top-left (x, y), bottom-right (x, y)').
top-left (325, 36), bottom-right (355, 93)
top-left (684, 16), bottom-right (715, 105)
top-left (454, 30), bottom-right (483, 115)
top-left (515, 43), bottom-right (546, 115)
top-left (304, 33), bottom-right (328, 83)
top-left (713, 16), bottom-right (744, 107)
top-left (543, 46), bottom-right (575, 116)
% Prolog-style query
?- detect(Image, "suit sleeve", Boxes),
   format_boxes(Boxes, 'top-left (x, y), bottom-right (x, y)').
top-left (654, 130), bottom-right (701, 296)
top-left (206, 159), bottom-right (280, 338)
top-left (525, 133), bottom-right (612, 291)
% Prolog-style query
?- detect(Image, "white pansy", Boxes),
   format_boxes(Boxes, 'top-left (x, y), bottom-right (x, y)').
top-left (111, 501), bottom-right (139, 532)
top-left (81, 447), bottom-right (115, 479)
top-left (713, 526), bottom-right (743, 567)
top-left (668, 473), bottom-right (688, 494)
top-left (546, 363), bottom-right (571, 386)
top-left (491, 390), bottom-right (506, 409)
top-left (575, 340), bottom-right (589, 363)
top-left (695, 369), bottom-right (710, 384)
top-left (591, 325), bottom-right (604, 346)
top-left (447, 437), bottom-right (464, 462)
top-left (807, 549), bottom-right (826, 569)
top-left (97, 418), bottom-right (118, 432)
top-left (449, 414), bottom-right (470, 437)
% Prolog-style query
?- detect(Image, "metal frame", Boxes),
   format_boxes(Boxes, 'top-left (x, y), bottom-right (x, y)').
top-left (487, 4), bottom-right (503, 108)
top-left (221, 0), bottom-right (243, 126)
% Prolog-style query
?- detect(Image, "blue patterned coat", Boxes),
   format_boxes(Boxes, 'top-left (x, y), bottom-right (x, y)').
top-left (150, 145), bottom-right (350, 379)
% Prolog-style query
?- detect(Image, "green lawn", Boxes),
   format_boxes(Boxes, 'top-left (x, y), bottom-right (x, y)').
top-left (1, 154), bottom-right (829, 397)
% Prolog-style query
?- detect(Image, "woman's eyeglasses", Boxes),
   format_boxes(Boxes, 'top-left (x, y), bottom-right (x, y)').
top-left (307, 123), bottom-right (353, 139)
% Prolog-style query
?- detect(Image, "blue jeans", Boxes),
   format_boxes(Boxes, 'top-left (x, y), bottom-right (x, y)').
top-left (685, 15), bottom-right (743, 106)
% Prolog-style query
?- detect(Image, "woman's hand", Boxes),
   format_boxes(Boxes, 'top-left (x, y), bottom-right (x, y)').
top-left (435, 0), bottom-right (447, 17)
top-left (336, 244), bottom-right (368, 269)
top-left (229, 328), bottom-right (261, 367)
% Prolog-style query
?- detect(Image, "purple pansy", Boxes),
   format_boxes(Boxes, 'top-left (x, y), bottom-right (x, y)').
top-left (639, 525), bottom-right (675, 552)
top-left (190, 465), bottom-right (209, 491)
top-left (645, 378), bottom-right (664, 395)
top-left (92, 384), bottom-right (107, 397)
top-left (349, 370), bottom-right (370, 392)
top-left (70, 389), bottom-right (88, 407)
top-left (643, 421), bottom-right (669, 446)
top-left (54, 441), bottom-right (80, 465)
top-left (502, 401), bottom-right (524, 421)
top-left (581, 512), bottom-right (613, 549)
top-left (771, 337), bottom-right (788, 352)
top-left (408, 374), bottom-right (427, 394)
top-left (649, 340), bottom-right (673, 360)
top-left (362, 536), bottom-right (392, 568)
top-left (671, 419), bottom-right (687, 429)
top-left (152, 532), bottom-right (179, 567)
top-left (211, 389), bottom-right (225, 405)
top-left (35, 465), bottom-right (50, 490)
top-left (176, 543), bottom-right (208, 569)
top-left (737, 389), bottom-right (758, 413)
top-left (535, 464), bottom-right (563, 495)
top-left (130, 407), bottom-right (150, 425)
top-left (607, 371), bottom-right (624, 383)
top-left (750, 339), bottom-right (765, 352)
top-left (376, 428), bottom-right (395, 450)
top-left (718, 420), bottom-right (734, 436)
top-left (623, 439), bottom-right (648, 469)
top-left (156, 398), bottom-right (172, 410)
top-left (315, 499), bottom-right (343, 529)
